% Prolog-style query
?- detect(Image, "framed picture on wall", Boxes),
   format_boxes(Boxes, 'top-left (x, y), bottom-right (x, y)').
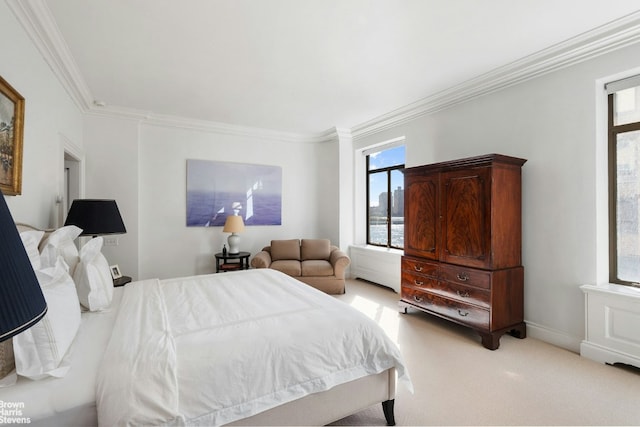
top-left (186, 159), bottom-right (282, 227)
top-left (0, 75), bottom-right (25, 196)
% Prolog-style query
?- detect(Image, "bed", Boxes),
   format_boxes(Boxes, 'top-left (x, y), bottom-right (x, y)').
top-left (1, 224), bottom-right (411, 426)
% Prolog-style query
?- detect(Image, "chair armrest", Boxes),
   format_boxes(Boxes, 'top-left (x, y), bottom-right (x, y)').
top-left (329, 249), bottom-right (351, 279)
top-left (251, 251), bottom-right (272, 269)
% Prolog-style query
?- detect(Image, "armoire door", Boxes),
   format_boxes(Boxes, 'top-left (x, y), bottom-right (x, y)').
top-left (439, 167), bottom-right (492, 268)
top-left (404, 171), bottom-right (440, 259)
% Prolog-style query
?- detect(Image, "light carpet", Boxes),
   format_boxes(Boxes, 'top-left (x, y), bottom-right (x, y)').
top-left (330, 279), bottom-right (640, 426)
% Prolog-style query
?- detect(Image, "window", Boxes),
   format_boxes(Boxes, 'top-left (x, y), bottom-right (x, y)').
top-left (366, 145), bottom-right (405, 249)
top-left (608, 76), bottom-right (640, 285)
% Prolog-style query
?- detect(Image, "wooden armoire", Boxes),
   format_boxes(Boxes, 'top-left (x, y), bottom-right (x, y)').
top-left (400, 154), bottom-right (526, 350)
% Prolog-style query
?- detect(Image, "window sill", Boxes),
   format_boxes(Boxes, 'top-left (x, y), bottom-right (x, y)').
top-left (581, 283), bottom-right (640, 299)
top-left (350, 244), bottom-right (404, 255)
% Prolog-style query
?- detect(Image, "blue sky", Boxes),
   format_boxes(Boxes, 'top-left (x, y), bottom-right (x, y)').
top-left (368, 145), bottom-right (405, 207)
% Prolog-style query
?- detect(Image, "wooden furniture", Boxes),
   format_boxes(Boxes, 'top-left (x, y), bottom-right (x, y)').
top-left (400, 154), bottom-right (526, 350)
top-left (215, 251), bottom-right (251, 272)
top-left (113, 276), bottom-right (132, 287)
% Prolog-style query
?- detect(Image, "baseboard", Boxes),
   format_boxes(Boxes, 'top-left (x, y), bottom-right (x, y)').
top-left (580, 341), bottom-right (640, 368)
top-left (525, 321), bottom-right (582, 354)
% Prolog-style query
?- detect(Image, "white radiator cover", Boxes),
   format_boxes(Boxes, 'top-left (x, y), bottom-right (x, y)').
top-left (349, 246), bottom-right (402, 293)
top-left (580, 283), bottom-right (640, 369)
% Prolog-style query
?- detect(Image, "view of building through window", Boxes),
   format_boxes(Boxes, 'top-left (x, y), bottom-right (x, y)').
top-left (367, 145), bottom-right (405, 249)
top-left (610, 80), bottom-right (640, 284)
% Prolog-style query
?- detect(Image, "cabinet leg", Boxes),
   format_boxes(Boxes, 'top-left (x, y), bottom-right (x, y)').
top-left (398, 302), bottom-right (408, 314)
top-left (479, 332), bottom-right (500, 350)
top-left (509, 322), bottom-right (527, 339)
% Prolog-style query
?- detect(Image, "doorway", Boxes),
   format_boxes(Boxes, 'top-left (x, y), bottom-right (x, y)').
top-left (61, 137), bottom-right (84, 227)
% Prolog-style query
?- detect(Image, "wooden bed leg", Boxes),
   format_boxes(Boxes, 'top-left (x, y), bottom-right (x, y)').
top-left (382, 399), bottom-right (395, 426)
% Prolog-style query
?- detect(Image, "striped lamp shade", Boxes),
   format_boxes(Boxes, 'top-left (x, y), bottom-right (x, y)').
top-left (0, 191), bottom-right (47, 342)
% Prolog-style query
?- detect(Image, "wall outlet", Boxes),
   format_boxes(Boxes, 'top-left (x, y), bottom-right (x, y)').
top-left (104, 236), bottom-right (119, 246)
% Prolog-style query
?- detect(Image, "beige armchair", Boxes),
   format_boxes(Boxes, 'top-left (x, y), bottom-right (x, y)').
top-left (250, 239), bottom-right (350, 294)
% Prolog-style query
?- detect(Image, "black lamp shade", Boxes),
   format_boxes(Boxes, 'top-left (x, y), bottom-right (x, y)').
top-left (64, 199), bottom-right (126, 236)
top-left (0, 192), bottom-right (47, 342)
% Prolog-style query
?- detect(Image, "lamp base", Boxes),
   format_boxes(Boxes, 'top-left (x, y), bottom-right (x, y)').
top-left (227, 233), bottom-right (240, 255)
top-left (0, 339), bottom-right (15, 378)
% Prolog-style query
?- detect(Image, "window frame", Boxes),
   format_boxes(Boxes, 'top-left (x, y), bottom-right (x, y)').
top-left (366, 154), bottom-right (405, 249)
top-left (608, 91), bottom-right (640, 285)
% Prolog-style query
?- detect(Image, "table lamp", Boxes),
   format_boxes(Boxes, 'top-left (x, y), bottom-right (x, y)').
top-left (223, 215), bottom-right (245, 255)
top-left (64, 199), bottom-right (126, 237)
top-left (0, 191), bottom-right (48, 376)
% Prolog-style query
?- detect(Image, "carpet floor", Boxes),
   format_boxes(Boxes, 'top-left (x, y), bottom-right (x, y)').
top-left (329, 279), bottom-right (640, 426)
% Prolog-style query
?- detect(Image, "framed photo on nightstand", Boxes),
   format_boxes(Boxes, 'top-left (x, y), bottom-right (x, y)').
top-left (110, 264), bottom-right (122, 280)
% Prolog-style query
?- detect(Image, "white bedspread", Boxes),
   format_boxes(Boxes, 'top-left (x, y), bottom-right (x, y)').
top-left (96, 269), bottom-right (410, 426)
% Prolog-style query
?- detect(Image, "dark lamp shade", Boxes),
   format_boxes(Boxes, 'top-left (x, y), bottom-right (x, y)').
top-left (0, 192), bottom-right (47, 342)
top-left (64, 199), bottom-right (126, 236)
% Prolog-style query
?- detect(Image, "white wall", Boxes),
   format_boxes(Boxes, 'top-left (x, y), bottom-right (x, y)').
top-left (316, 136), bottom-right (340, 245)
top-left (352, 42), bottom-right (640, 351)
top-left (0, 1), bottom-right (83, 225)
top-left (136, 124), bottom-right (330, 280)
top-left (83, 114), bottom-right (139, 279)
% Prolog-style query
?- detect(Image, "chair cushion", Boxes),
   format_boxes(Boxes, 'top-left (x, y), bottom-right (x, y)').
top-left (301, 260), bottom-right (334, 277)
top-left (270, 239), bottom-right (301, 261)
top-left (270, 260), bottom-right (302, 277)
top-left (300, 239), bottom-right (331, 261)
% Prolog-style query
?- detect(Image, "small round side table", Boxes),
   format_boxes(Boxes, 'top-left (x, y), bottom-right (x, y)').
top-left (214, 251), bottom-right (251, 272)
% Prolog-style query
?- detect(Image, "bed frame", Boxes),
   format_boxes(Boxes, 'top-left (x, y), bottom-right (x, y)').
top-left (230, 368), bottom-right (396, 426)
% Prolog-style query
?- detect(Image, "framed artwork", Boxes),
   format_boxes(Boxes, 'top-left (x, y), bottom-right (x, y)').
top-left (186, 159), bottom-right (282, 227)
top-left (110, 264), bottom-right (122, 280)
top-left (0, 75), bottom-right (24, 196)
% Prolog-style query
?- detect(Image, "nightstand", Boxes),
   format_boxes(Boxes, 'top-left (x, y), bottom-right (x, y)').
top-left (113, 276), bottom-right (132, 287)
top-left (215, 252), bottom-right (251, 272)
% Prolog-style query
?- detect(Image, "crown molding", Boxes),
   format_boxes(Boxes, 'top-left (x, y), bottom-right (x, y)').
top-left (142, 112), bottom-right (333, 144)
top-left (9, 1), bottom-right (640, 143)
top-left (352, 10), bottom-right (640, 140)
top-left (85, 105), bottom-right (338, 144)
top-left (6, 0), bottom-right (93, 112)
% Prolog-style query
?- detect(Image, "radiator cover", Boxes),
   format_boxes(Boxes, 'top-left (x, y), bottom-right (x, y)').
top-left (581, 283), bottom-right (640, 369)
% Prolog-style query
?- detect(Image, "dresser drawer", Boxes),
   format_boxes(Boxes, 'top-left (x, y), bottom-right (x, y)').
top-left (402, 270), bottom-right (490, 308)
top-left (402, 256), bottom-right (439, 277)
top-left (402, 286), bottom-right (490, 330)
top-left (429, 280), bottom-right (490, 309)
top-left (401, 270), bottom-right (439, 289)
top-left (439, 263), bottom-right (491, 290)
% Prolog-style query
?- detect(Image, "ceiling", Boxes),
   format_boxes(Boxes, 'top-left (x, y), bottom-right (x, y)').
top-left (32, 1), bottom-right (640, 135)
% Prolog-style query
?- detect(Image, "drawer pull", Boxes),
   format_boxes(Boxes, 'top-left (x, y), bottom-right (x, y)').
top-left (414, 280), bottom-right (424, 286)
top-left (456, 290), bottom-right (470, 298)
top-left (413, 295), bottom-right (423, 303)
top-left (414, 266), bottom-right (423, 272)
top-left (457, 309), bottom-right (469, 317)
top-left (456, 273), bottom-right (469, 282)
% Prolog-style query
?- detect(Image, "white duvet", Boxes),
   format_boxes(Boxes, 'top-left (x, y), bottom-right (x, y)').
top-left (96, 269), bottom-right (410, 426)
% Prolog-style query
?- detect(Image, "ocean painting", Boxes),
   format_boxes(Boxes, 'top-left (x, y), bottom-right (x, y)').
top-left (186, 159), bottom-right (282, 227)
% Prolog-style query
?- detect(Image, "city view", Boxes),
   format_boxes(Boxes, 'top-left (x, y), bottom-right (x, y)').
top-left (368, 146), bottom-right (404, 248)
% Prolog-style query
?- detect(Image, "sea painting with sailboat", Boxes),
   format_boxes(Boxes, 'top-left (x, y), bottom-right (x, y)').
top-left (186, 159), bottom-right (282, 227)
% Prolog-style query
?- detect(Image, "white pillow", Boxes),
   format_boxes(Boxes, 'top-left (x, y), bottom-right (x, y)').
top-left (13, 257), bottom-right (81, 380)
top-left (19, 230), bottom-right (45, 270)
top-left (73, 237), bottom-right (114, 311)
top-left (39, 226), bottom-right (83, 275)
